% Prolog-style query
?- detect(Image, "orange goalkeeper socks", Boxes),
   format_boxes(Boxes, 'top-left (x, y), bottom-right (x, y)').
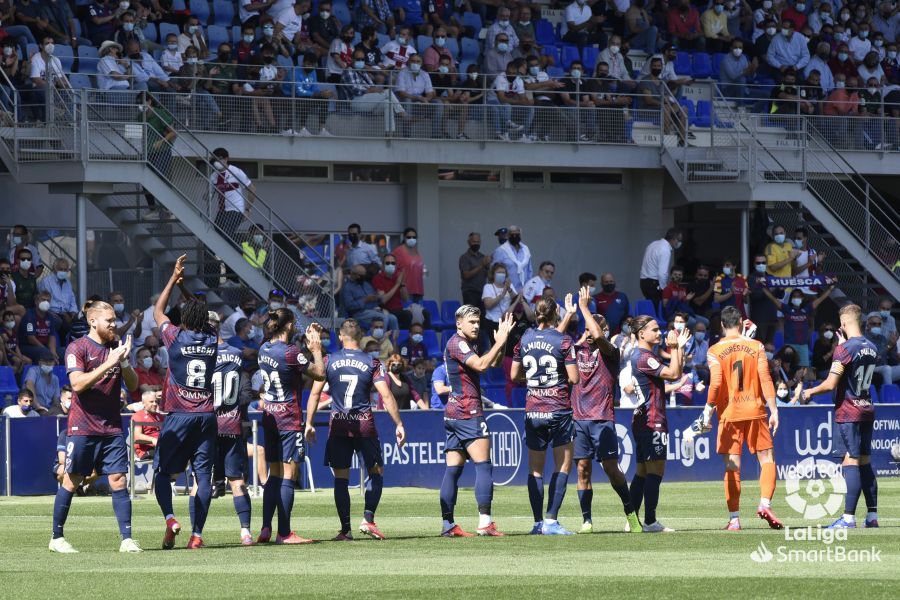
top-left (760, 462), bottom-right (777, 502)
top-left (725, 470), bottom-right (741, 513)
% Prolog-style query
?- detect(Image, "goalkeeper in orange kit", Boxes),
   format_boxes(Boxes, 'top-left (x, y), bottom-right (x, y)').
top-left (687, 306), bottom-right (784, 531)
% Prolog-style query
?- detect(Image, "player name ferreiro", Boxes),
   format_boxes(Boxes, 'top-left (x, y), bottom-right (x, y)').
top-left (329, 358), bottom-right (372, 372)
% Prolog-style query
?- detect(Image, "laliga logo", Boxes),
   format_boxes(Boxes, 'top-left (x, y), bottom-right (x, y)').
top-left (616, 423), bottom-right (633, 474)
top-left (795, 412), bottom-right (832, 456)
top-left (784, 457), bottom-right (846, 520)
top-left (485, 413), bottom-right (523, 486)
top-left (750, 541), bottom-right (774, 563)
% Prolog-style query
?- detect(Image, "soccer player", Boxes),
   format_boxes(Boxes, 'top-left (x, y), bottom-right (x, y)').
top-left (802, 304), bottom-right (879, 529)
top-left (440, 305), bottom-right (513, 537)
top-left (629, 314), bottom-right (690, 533)
top-left (571, 287), bottom-right (640, 534)
top-left (50, 300), bottom-right (141, 553)
top-left (256, 309), bottom-right (325, 544)
top-left (152, 255), bottom-right (219, 550)
top-left (305, 319), bottom-right (406, 541)
top-left (699, 306), bottom-right (783, 531)
top-left (510, 296), bottom-right (579, 535)
top-left (194, 310), bottom-right (256, 545)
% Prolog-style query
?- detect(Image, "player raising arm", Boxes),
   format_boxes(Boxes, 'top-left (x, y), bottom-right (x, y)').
top-left (256, 310), bottom-right (325, 544)
top-left (629, 314), bottom-right (689, 533)
top-left (511, 295), bottom-right (579, 535)
top-left (696, 306), bottom-right (783, 531)
top-left (571, 287), bottom-right (640, 534)
top-left (50, 300), bottom-right (139, 554)
top-left (306, 319), bottom-right (406, 541)
top-left (801, 304), bottom-right (879, 529)
top-left (152, 255), bottom-right (220, 550)
top-left (439, 306), bottom-right (513, 537)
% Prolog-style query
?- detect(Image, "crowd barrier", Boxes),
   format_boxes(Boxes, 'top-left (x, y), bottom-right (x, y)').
top-left (2, 405), bottom-right (899, 496)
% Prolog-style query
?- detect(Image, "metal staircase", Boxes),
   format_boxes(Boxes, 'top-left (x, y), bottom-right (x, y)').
top-left (661, 88), bottom-right (900, 308)
top-left (0, 85), bottom-right (335, 319)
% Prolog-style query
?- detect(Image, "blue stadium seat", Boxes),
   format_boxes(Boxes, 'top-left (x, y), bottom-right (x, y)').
top-left (534, 20), bottom-right (557, 46)
top-left (231, 25), bottom-right (242, 43)
top-left (55, 45), bottom-right (75, 71)
top-left (460, 37), bottom-right (479, 62)
top-left (213, 0), bottom-right (235, 26)
top-left (421, 300), bottom-right (448, 330)
top-left (77, 45), bottom-right (100, 73)
top-left (171, 0), bottom-right (187, 10)
top-left (445, 37), bottom-right (459, 58)
top-left (207, 25), bottom-right (229, 51)
top-left (679, 97), bottom-right (696, 124)
top-left (691, 52), bottom-right (712, 79)
top-left (416, 35), bottom-right (433, 52)
top-left (189, 0), bottom-right (211, 23)
top-left (711, 52), bottom-right (726, 78)
top-left (483, 385), bottom-right (505, 405)
top-left (458, 60), bottom-right (474, 75)
top-left (870, 385), bottom-right (879, 404)
top-left (560, 44), bottom-right (579, 70)
top-left (880, 384), bottom-right (899, 403)
top-left (0, 366), bottom-right (18, 407)
top-left (540, 44), bottom-right (559, 65)
top-left (546, 66), bottom-right (564, 78)
top-left (808, 330), bottom-right (818, 353)
top-left (631, 299), bottom-right (656, 318)
top-left (26, 43), bottom-right (38, 58)
top-left (332, 2), bottom-right (352, 27)
top-left (396, 329), bottom-right (409, 348)
top-left (510, 387), bottom-right (526, 408)
top-left (694, 100), bottom-right (712, 127)
top-left (276, 54), bottom-right (293, 69)
top-left (143, 22), bottom-right (158, 42)
top-left (376, 32), bottom-right (390, 47)
top-left (674, 51), bottom-right (692, 77)
top-left (582, 46), bottom-right (599, 72)
top-left (461, 11), bottom-right (483, 34)
top-left (69, 73), bottom-right (93, 89)
top-left (53, 366), bottom-right (70, 386)
top-left (774, 330), bottom-right (784, 350)
top-left (441, 300), bottom-right (461, 324)
top-left (423, 330), bottom-right (441, 359)
top-left (159, 22), bottom-right (180, 43)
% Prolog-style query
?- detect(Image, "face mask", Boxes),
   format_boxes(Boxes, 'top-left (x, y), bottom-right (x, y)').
top-left (782, 29), bottom-right (793, 38)
top-left (243, 34), bottom-right (254, 43)
top-left (320, 10), bottom-right (330, 18)
top-left (368, 351), bottom-right (380, 359)
top-left (732, 47), bottom-right (743, 57)
top-left (213, 160), bottom-right (225, 171)
top-left (776, 388), bottom-right (789, 399)
top-left (123, 23), bottom-right (134, 32)
top-left (61, 398), bottom-right (71, 410)
top-left (411, 333), bottom-right (423, 344)
top-left (405, 237), bottom-right (417, 248)
top-left (715, 4), bottom-right (724, 13)
top-left (763, 0), bottom-right (772, 8)
top-left (673, 322), bottom-right (685, 332)
top-left (838, 52), bottom-right (849, 62)
top-left (188, 25), bottom-right (198, 34)
top-left (3, 46), bottom-right (13, 57)
top-left (21, 405), bottom-right (32, 414)
top-left (110, 303), bottom-right (125, 314)
top-left (875, 40), bottom-right (884, 48)
top-left (438, 65), bottom-right (449, 74)
top-left (41, 364), bottom-right (53, 374)
top-left (167, 43), bottom-right (178, 51)
top-left (3, 320), bottom-right (14, 329)
top-left (44, 43), bottom-right (55, 55)
top-left (520, 20), bottom-right (530, 26)
top-left (889, 51), bottom-right (898, 60)
top-left (587, 286), bottom-right (596, 296)
top-left (469, 71), bottom-right (478, 80)
top-left (384, 264), bottom-right (396, 276)
top-left (508, 234), bottom-right (521, 245)
top-left (796, 3), bottom-right (805, 11)
top-left (601, 283), bottom-right (615, 293)
top-left (840, 12), bottom-right (850, 22)
top-left (354, 60), bottom-right (366, 69)
top-left (186, 57), bottom-right (199, 65)
top-left (835, 80), bottom-right (846, 88)
top-left (56, 271), bottom-right (69, 281)
top-left (870, 326), bottom-right (882, 336)
top-left (823, 330), bottom-right (834, 340)
top-left (694, 331), bottom-right (706, 341)
top-left (409, 63), bottom-right (422, 73)
top-left (141, 357), bottom-right (153, 369)
top-left (497, 42), bottom-right (509, 52)
top-left (11, 235), bottom-right (21, 245)
top-left (19, 259), bottom-right (32, 270)
top-left (622, 324), bottom-right (632, 335)
top-left (303, 12), bottom-right (311, 19)
top-left (723, 267), bottom-right (733, 276)
top-left (435, 37), bottom-right (446, 48)
top-left (495, 272), bottom-right (507, 284)
top-left (860, 31), bottom-right (869, 39)
top-left (372, 327), bottom-right (384, 339)
top-left (38, 300), bottom-right (50, 312)
top-left (868, 87), bottom-right (878, 95)
top-left (269, 301), bottom-right (283, 310)
top-left (651, 67), bottom-right (663, 76)
top-left (880, 310), bottom-right (891, 319)
top-left (571, 69), bottom-right (582, 78)
top-left (389, 363), bottom-right (401, 373)
top-left (252, 234), bottom-right (264, 245)
top-left (765, 351), bottom-right (774, 360)
top-left (608, 44), bottom-right (621, 56)
top-left (791, 297), bottom-right (803, 307)
top-left (793, 238), bottom-right (804, 248)
top-left (528, 65), bottom-right (540, 76)
top-left (397, 36), bottom-right (408, 45)
top-left (766, 27), bottom-right (777, 36)
top-left (774, 233), bottom-right (786, 244)
top-left (263, 27), bottom-right (274, 36)
top-left (755, 263), bottom-right (767, 273)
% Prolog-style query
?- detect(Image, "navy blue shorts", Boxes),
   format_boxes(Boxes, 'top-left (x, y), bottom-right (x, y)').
top-left (633, 427), bottom-right (668, 463)
top-left (65, 434), bottom-right (128, 476)
top-left (444, 417), bottom-right (488, 453)
top-left (153, 412), bottom-right (217, 475)
top-left (834, 421), bottom-right (873, 459)
top-left (325, 436), bottom-right (383, 470)
top-left (217, 434), bottom-right (248, 479)
top-left (263, 425), bottom-right (305, 464)
top-left (573, 419), bottom-right (619, 462)
top-left (525, 411), bottom-right (574, 452)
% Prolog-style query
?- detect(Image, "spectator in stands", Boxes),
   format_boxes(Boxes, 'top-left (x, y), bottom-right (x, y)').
top-left (592, 272), bottom-right (629, 335)
top-left (395, 53), bottom-right (443, 137)
top-left (113, 10), bottom-right (141, 50)
top-left (210, 147), bottom-right (254, 242)
top-left (38, 258), bottom-right (76, 332)
top-left (701, 0), bottom-right (731, 53)
top-left (356, 26), bottom-right (383, 67)
top-left (625, 0), bottom-right (659, 55)
top-left (686, 264), bottom-right (713, 320)
top-left (857, 76), bottom-right (886, 149)
top-left (97, 41), bottom-right (132, 91)
top-left (598, 35), bottom-right (634, 90)
top-left (239, 0), bottom-right (275, 28)
top-left (393, 0), bottom-right (426, 35)
top-left (766, 224), bottom-right (800, 278)
top-left (284, 52), bottom-right (333, 136)
top-left (513, 6), bottom-right (536, 45)
top-left (858, 52), bottom-right (886, 88)
top-left (371, 253), bottom-right (411, 329)
top-left (393, 227), bottom-right (425, 302)
top-left (2, 309), bottom-right (29, 374)
top-left (274, 0), bottom-right (305, 49)
top-left (720, 38), bottom-right (757, 99)
top-left (588, 61), bottom-right (632, 143)
top-left (132, 387), bottom-right (164, 460)
top-left (822, 73), bottom-right (859, 143)
top-left (0, 38), bottom-right (29, 115)
top-left (829, 43), bottom-right (858, 81)
top-left (383, 354), bottom-right (427, 410)
top-left (772, 344), bottom-right (806, 389)
top-left (492, 225), bottom-right (531, 290)
top-left (752, 18), bottom-right (777, 72)
top-left (406, 357), bottom-right (430, 401)
top-left (356, 0), bottom-right (394, 34)
top-left (127, 38), bottom-right (172, 93)
top-left (660, 264), bottom-right (693, 323)
top-left (29, 35), bottom-right (70, 119)
top-left (159, 33), bottom-right (183, 75)
top-left (848, 20), bottom-right (872, 63)
top-left (791, 226), bottom-right (825, 294)
top-left (805, 41), bottom-right (835, 94)
top-left (423, 27), bottom-right (454, 72)
top-left (110, 291), bottom-right (141, 339)
top-left (873, 2), bottom-right (899, 42)
top-left (325, 23), bottom-right (355, 84)
top-left (344, 222), bottom-right (381, 274)
top-left (564, 0), bottom-right (607, 51)
top-left (459, 232), bottom-right (490, 310)
top-left (878, 297), bottom-right (896, 340)
top-left (482, 262), bottom-right (515, 337)
top-left (763, 284), bottom-right (834, 369)
top-left (767, 18), bottom-right (810, 74)
top-left (140, 91), bottom-right (176, 206)
top-left (24, 350), bottom-right (58, 412)
top-left (714, 259), bottom-right (746, 318)
top-left (637, 55), bottom-right (690, 141)
top-left (3, 388), bottom-right (38, 417)
top-left (341, 48), bottom-right (407, 134)
top-left (256, 16), bottom-right (292, 60)
top-left (866, 312), bottom-right (900, 385)
top-left (208, 41), bottom-right (238, 96)
top-left (342, 264), bottom-right (400, 330)
top-left (7, 226), bottom-right (39, 274)
top-left (811, 322), bottom-right (837, 379)
top-left (310, 0), bottom-right (341, 57)
top-left (227, 317), bottom-right (260, 373)
top-left (11, 247), bottom-right (37, 309)
top-left (141, 334), bottom-right (168, 370)
top-left (639, 226), bottom-right (681, 306)
top-left (746, 255), bottom-right (775, 345)
top-left (361, 316), bottom-right (394, 360)
top-left (808, 2), bottom-right (832, 35)
top-left (487, 58), bottom-right (531, 141)
top-left (86, 0), bottom-right (127, 47)
top-left (668, 0), bottom-right (704, 51)
top-left (381, 26), bottom-right (416, 69)
top-left (132, 346), bottom-right (163, 400)
top-left (45, 384), bottom-right (71, 416)
top-left (881, 44), bottom-right (897, 81)
top-left (782, 0), bottom-right (807, 31)
top-left (177, 14), bottom-right (208, 59)
top-left (486, 6), bottom-right (518, 51)
top-left (432, 53), bottom-right (464, 135)
top-left (0, 1), bottom-right (35, 51)
top-left (522, 260), bottom-right (555, 309)
top-left (483, 31), bottom-right (513, 76)
top-left (399, 322), bottom-right (429, 362)
top-left (430, 361), bottom-right (449, 409)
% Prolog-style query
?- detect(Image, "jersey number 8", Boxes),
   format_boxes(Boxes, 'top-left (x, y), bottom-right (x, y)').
top-left (186, 359), bottom-right (207, 388)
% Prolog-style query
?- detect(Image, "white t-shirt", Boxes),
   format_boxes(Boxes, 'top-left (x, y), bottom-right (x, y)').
top-left (522, 275), bottom-right (550, 306)
top-left (239, 0), bottom-right (261, 23)
top-left (29, 53), bottom-right (66, 85)
top-left (2, 405), bottom-right (39, 418)
top-left (482, 282), bottom-right (516, 322)
top-left (277, 6), bottom-right (303, 40)
top-left (490, 73), bottom-right (525, 102)
top-left (618, 362), bottom-right (639, 407)
top-left (380, 40), bottom-right (417, 68)
top-left (98, 55), bottom-right (130, 90)
top-left (160, 48), bottom-right (183, 72)
top-left (134, 304), bottom-right (158, 347)
top-left (565, 2), bottom-right (593, 27)
top-left (210, 165), bottom-right (252, 213)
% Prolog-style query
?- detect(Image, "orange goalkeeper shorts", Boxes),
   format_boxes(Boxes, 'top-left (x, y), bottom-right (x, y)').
top-left (717, 417), bottom-right (773, 455)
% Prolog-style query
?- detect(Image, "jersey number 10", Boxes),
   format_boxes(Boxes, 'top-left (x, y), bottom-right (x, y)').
top-left (212, 370), bottom-right (239, 408)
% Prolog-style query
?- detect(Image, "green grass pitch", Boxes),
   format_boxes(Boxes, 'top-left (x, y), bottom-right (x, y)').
top-left (1, 480), bottom-right (897, 599)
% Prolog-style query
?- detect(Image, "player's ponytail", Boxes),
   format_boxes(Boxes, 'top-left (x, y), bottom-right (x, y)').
top-left (632, 315), bottom-right (656, 341)
top-left (265, 307), bottom-right (295, 339)
top-left (535, 298), bottom-right (558, 327)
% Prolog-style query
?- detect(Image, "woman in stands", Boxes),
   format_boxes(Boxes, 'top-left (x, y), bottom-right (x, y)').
top-left (382, 354), bottom-right (428, 410)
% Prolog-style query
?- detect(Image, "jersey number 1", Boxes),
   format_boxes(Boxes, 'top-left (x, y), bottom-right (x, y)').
top-left (731, 360), bottom-right (744, 392)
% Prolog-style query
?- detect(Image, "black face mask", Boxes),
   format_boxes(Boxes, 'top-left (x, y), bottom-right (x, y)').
top-left (651, 68), bottom-right (663, 76)
top-left (242, 306), bottom-right (254, 316)
top-left (602, 283), bottom-right (616, 293)
top-left (508, 233), bottom-right (521, 245)
top-left (469, 244), bottom-right (481, 253)
top-left (218, 52), bottom-right (230, 61)
top-left (389, 363), bottom-right (401, 373)
top-left (263, 55), bottom-right (274, 64)
top-left (598, 72), bottom-right (609, 78)
top-left (130, 52), bottom-right (142, 59)
top-left (348, 233), bottom-right (359, 244)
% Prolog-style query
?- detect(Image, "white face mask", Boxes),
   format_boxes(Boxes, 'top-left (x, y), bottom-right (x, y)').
top-left (38, 300), bottom-right (51, 312)
top-left (776, 388), bottom-right (789, 398)
top-left (763, 0), bottom-right (772, 8)
top-left (835, 80), bottom-right (846, 88)
top-left (253, 234), bottom-right (264, 244)
top-left (368, 351), bottom-right (380, 359)
top-left (213, 160), bottom-right (225, 171)
top-left (19, 259), bottom-right (32, 270)
top-left (723, 266), bottom-right (733, 276)
top-left (44, 43), bottom-right (55, 56)
top-left (141, 357), bottom-right (153, 369)
top-left (571, 69), bottom-right (582, 78)
top-left (269, 301), bottom-right (283, 310)
top-left (372, 327), bottom-right (384, 339)
top-left (766, 27), bottom-right (777, 36)
top-left (320, 10), bottom-right (330, 19)
top-left (791, 297), bottom-right (803, 307)
top-left (609, 45), bottom-right (620, 55)
top-left (494, 272), bottom-right (507, 284)
top-left (587, 286), bottom-right (596, 296)
top-left (774, 233), bottom-right (786, 244)
top-left (61, 398), bottom-right (71, 410)
top-left (384, 264), bottom-right (396, 276)
top-left (732, 47), bottom-right (743, 57)
top-left (673, 322), bottom-right (685, 332)
top-left (56, 271), bottom-right (68, 280)
top-left (3, 47), bottom-right (13, 57)
top-left (167, 43), bottom-right (178, 51)
top-left (469, 71), bottom-right (478, 80)
top-left (409, 63), bottom-right (422, 73)
top-left (868, 87), bottom-right (878, 95)
top-left (765, 351), bottom-right (774, 360)
top-left (755, 263), bottom-right (767, 273)
top-left (11, 235), bottom-right (22, 245)
top-left (823, 330), bottom-right (834, 340)
top-left (243, 35), bottom-right (254, 44)
top-left (438, 65), bottom-right (449, 73)
top-left (3, 320), bottom-right (15, 329)
top-left (113, 303), bottom-right (125, 313)
top-left (405, 237), bottom-right (417, 247)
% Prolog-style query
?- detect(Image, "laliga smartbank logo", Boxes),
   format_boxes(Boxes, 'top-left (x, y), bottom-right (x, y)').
top-left (784, 457), bottom-right (846, 520)
top-left (750, 527), bottom-right (881, 563)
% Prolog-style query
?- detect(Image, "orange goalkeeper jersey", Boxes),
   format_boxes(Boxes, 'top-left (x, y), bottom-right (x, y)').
top-left (706, 335), bottom-right (775, 422)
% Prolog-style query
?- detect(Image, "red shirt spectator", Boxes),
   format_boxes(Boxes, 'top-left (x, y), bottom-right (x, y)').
top-left (372, 256), bottom-right (407, 312)
top-left (781, 7), bottom-right (807, 31)
top-left (132, 407), bottom-right (164, 459)
top-left (829, 50), bottom-right (859, 80)
top-left (662, 281), bottom-right (688, 304)
top-left (823, 85), bottom-right (860, 115)
top-left (668, 5), bottom-right (702, 39)
top-left (393, 228), bottom-right (425, 298)
top-left (131, 362), bottom-right (164, 401)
